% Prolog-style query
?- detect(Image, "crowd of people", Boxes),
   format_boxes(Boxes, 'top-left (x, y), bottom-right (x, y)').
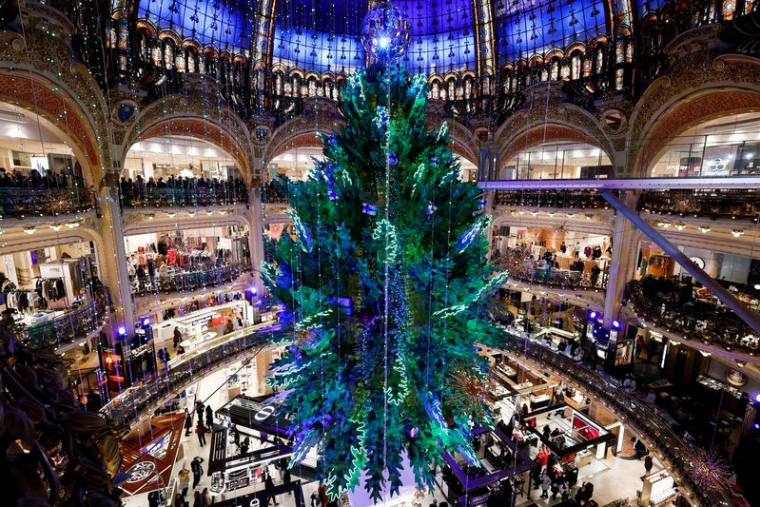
top-left (261, 180), bottom-right (288, 204)
top-left (0, 167), bottom-right (86, 189)
top-left (491, 398), bottom-right (599, 507)
top-left (119, 174), bottom-right (248, 207)
top-left (0, 167), bottom-right (93, 217)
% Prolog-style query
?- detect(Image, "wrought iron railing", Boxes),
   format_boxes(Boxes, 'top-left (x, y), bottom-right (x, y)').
top-left (492, 190), bottom-right (610, 210)
top-left (639, 189), bottom-right (760, 221)
top-left (119, 185), bottom-right (248, 209)
top-left (0, 186), bottom-right (94, 218)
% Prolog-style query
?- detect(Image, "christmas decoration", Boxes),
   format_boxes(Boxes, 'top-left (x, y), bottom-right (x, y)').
top-left (446, 362), bottom-right (492, 424)
top-left (264, 64), bottom-right (507, 502)
top-left (361, 1), bottom-right (411, 62)
top-left (688, 448), bottom-right (730, 492)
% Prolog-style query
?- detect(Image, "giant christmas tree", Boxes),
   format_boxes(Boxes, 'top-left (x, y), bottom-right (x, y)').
top-left (262, 63), bottom-right (508, 501)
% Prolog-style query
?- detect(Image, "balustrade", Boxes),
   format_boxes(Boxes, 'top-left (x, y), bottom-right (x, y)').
top-left (624, 280), bottom-right (759, 354)
top-left (120, 182), bottom-right (248, 209)
top-left (16, 286), bottom-right (110, 349)
top-left (0, 186), bottom-right (94, 219)
top-left (639, 189), bottom-right (760, 221)
top-left (493, 190), bottom-right (610, 210)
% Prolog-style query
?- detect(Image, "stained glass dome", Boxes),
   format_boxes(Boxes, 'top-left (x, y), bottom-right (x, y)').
top-left (135, 0), bottom-right (632, 79)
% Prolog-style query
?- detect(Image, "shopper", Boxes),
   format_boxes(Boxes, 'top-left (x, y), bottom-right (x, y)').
top-left (175, 493), bottom-right (187, 507)
top-left (283, 467), bottom-right (292, 494)
top-left (202, 488), bottom-right (212, 506)
top-left (575, 484), bottom-right (587, 505)
top-left (185, 409), bottom-right (193, 436)
top-left (178, 466), bottom-right (191, 498)
top-left (193, 490), bottom-right (206, 507)
top-left (541, 469), bottom-right (551, 499)
top-left (225, 319), bottom-right (234, 335)
top-left (265, 472), bottom-right (280, 506)
top-left (174, 326), bottom-right (182, 349)
top-left (191, 456), bottom-right (204, 488)
top-left (310, 491), bottom-right (319, 507)
top-left (197, 421), bottom-right (207, 447)
top-left (205, 405), bottom-right (213, 429)
top-left (645, 455), bottom-right (654, 474)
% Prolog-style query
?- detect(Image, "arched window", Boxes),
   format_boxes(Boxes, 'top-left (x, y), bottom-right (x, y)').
top-left (571, 54), bottom-right (581, 80)
top-left (595, 46), bottom-right (604, 74)
top-left (162, 38), bottom-right (175, 70)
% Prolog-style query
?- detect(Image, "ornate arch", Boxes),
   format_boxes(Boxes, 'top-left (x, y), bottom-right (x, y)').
top-left (0, 73), bottom-right (102, 181)
top-left (121, 92), bottom-right (253, 179)
top-left (264, 108), bottom-right (339, 162)
top-left (493, 84), bottom-right (614, 171)
top-left (633, 88), bottom-right (760, 177)
top-left (626, 25), bottom-right (760, 176)
top-left (0, 4), bottom-right (111, 186)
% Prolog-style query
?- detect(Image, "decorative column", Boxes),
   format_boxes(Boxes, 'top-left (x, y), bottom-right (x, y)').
top-left (97, 172), bottom-right (135, 334)
top-left (603, 190), bottom-right (639, 327)
top-left (249, 179), bottom-right (266, 293)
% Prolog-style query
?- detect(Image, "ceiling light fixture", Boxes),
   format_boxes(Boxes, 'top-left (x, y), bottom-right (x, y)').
top-left (23, 226), bottom-right (36, 235)
top-left (699, 226), bottom-right (711, 233)
top-left (731, 229), bottom-right (745, 237)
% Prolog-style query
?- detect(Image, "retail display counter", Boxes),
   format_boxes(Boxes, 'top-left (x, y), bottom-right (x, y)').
top-left (638, 470), bottom-right (677, 507)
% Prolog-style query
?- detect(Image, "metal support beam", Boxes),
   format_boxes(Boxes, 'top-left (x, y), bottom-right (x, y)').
top-left (601, 191), bottom-right (760, 336)
top-left (478, 176), bottom-right (760, 191)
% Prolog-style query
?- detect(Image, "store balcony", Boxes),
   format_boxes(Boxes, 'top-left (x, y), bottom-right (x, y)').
top-left (638, 189), bottom-right (760, 222)
top-left (119, 183), bottom-right (249, 210)
top-left (0, 185), bottom-right (95, 219)
top-left (491, 190), bottom-right (611, 211)
top-left (624, 279), bottom-right (759, 355)
top-left (261, 182), bottom-right (289, 205)
top-left (14, 285), bottom-right (110, 350)
top-left (495, 248), bottom-right (609, 292)
top-left (129, 263), bottom-right (251, 296)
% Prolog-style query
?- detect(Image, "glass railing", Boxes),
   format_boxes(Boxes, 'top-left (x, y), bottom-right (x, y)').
top-left (129, 263), bottom-right (250, 295)
top-left (16, 286), bottom-right (110, 349)
top-left (100, 323), bottom-right (279, 429)
top-left (0, 186), bottom-right (94, 219)
top-left (120, 185), bottom-right (248, 209)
